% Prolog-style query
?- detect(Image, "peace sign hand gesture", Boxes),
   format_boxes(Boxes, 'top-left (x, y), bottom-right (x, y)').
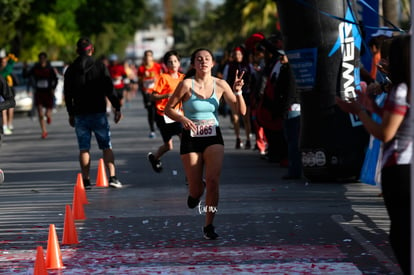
top-left (232, 70), bottom-right (245, 94)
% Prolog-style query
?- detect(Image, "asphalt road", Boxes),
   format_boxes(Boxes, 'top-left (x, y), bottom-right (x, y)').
top-left (0, 94), bottom-right (402, 274)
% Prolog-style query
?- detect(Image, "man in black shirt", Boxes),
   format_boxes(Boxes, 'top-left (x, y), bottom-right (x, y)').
top-left (64, 37), bottom-right (123, 189)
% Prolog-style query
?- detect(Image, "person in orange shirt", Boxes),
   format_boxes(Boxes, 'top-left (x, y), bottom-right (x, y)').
top-left (147, 50), bottom-right (184, 172)
top-left (368, 28), bottom-right (392, 82)
top-left (138, 50), bottom-right (163, 138)
top-left (368, 36), bottom-right (382, 81)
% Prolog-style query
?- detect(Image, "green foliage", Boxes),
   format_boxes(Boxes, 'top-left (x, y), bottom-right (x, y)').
top-left (0, 0), bottom-right (407, 65)
top-left (16, 0), bottom-right (85, 61)
top-left (1, 0), bottom-right (278, 63)
top-left (2, 0), bottom-right (156, 62)
top-left (20, 15), bottom-right (65, 60)
top-left (177, 0), bottom-right (278, 55)
top-left (0, 0), bottom-right (33, 51)
top-left (75, 0), bottom-right (153, 59)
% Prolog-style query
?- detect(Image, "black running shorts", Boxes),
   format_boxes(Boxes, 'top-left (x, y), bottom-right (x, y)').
top-left (180, 127), bottom-right (224, 154)
top-left (155, 113), bottom-right (182, 143)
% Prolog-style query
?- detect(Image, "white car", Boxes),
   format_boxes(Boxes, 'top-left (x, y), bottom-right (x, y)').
top-left (11, 65), bottom-right (33, 114)
top-left (12, 61), bottom-right (65, 114)
top-left (13, 84), bottom-right (33, 113)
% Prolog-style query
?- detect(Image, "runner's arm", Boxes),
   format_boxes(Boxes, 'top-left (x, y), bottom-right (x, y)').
top-left (165, 80), bottom-right (196, 133)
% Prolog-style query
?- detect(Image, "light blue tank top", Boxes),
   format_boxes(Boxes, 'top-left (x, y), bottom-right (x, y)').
top-left (182, 78), bottom-right (220, 125)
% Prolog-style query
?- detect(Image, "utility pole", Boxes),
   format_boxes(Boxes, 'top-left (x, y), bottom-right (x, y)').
top-left (381, 0), bottom-right (399, 26)
top-left (163, 0), bottom-right (173, 30)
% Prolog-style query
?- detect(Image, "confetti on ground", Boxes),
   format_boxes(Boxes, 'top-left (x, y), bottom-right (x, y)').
top-left (0, 245), bottom-right (361, 274)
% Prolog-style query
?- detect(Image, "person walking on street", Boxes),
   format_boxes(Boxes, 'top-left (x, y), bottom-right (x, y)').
top-left (165, 48), bottom-right (246, 240)
top-left (336, 34), bottom-right (411, 274)
top-left (23, 52), bottom-right (58, 139)
top-left (107, 54), bottom-right (127, 106)
top-left (0, 74), bottom-right (16, 183)
top-left (147, 50), bottom-right (184, 173)
top-left (138, 50), bottom-right (163, 139)
top-left (64, 37), bottom-right (123, 189)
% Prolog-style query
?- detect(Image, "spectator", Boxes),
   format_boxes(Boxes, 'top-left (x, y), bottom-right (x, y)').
top-left (336, 34), bottom-right (411, 274)
top-left (250, 45), bottom-right (268, 156)
top-left (225, 46), bottom-right (253, 149)
top-left (277, 53), bottom-right (302, 179)
top-left (0, 54), bottom-right (17, 135)
top-left (0, 74), bottom-right (16, 183)
top-left (252, 33), bottom-right (288, 165)
top-left (64, 37), bottom-right (123, 189)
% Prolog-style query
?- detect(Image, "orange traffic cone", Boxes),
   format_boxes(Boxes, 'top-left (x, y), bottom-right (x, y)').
top-left (45, 224), bottom-right (64, 270)
top-left (95, 158), bottom-right (108, 187)
top-left (62, 204), bottom-right (79, 245)
top-left (72, 185), bottom-right (86, 220)
top-left (34, 246), bottom-right (48, 275)
top-left (76, 173), bottom-right (89, 204)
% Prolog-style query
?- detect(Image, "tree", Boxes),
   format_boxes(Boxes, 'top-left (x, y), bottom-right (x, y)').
top-left (381, 0), bottom-right (399, 27)
top-left (177, 0), bottom-right (277, 55)
top-left (0, 0), bottom-right (33, 54)
top-left (75, 0), bottom-right (155, 59)
top-left (16, 0), bottom-right (85, 61)
top-left (8, 0), bottom-right (157, 62)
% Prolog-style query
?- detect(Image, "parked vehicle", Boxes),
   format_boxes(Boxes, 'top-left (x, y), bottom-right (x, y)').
top-left (12, 61), bottom-right (66, 114)
top-left (11, 64), bottom-right (33, 114)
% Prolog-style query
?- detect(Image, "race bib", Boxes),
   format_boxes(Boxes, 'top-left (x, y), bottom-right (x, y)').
top-left (143, 79), bottom-right (155, 89)
top-left (113, 77), bottom-right (122, 86)
top-left (36, 80), bottom-right (49, 89)
top-left (190, 119), bottom-right (217, 137)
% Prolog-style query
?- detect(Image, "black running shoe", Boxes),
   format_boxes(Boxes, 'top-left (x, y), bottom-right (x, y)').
top-left (147, 152), bottom-right (162, 173)
top-left (83, 178), bottom-right (91, 190)
top-left (244, 140), bottom-right (251, 150)
top-left (109, 176), bottom-right (123, 188)
top-left (187, 195), bottom-right (200, 209)
top-left (203, 224), bottom-right (219, 240)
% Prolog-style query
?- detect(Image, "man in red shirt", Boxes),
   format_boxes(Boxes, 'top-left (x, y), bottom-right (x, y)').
top-left (107, 54), bottom-right (127, 106)
top-left (23, 52), bottom-right (58, 139)
top-left (138, 50), bottom-right (163, 138)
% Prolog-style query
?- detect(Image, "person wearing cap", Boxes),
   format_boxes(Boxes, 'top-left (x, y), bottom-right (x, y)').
top-left (246, 32), bottom-right (289, 165)
top-left (64, 37), bottom-right (123, 189)
top-left (368, 28), bottom-right (393, 82)
top-left (23, 52), bottom-right (58, 139)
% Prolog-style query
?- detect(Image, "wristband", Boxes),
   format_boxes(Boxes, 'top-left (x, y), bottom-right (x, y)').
top-left (235, 91), bottom-right (242, 96)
